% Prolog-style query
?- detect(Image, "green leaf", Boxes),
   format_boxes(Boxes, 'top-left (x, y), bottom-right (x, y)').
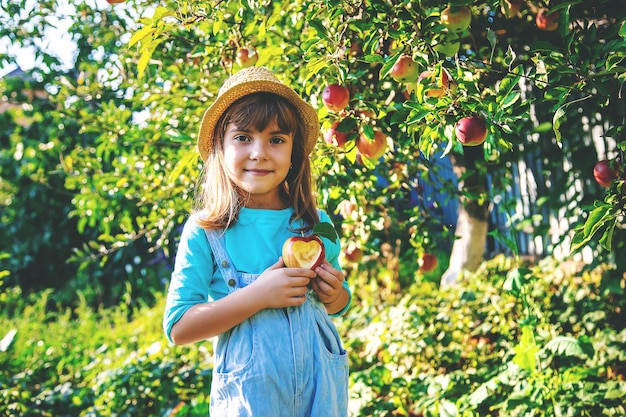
top-left (570, 226), bottom-right (589, 253)
top-left (513, 325), bottom-right (538, 373)
top-left (128, 26), bottom-right (156, 48)
top-left (552, 105), bottom-right (566, 145)
top-left (487, 27), bottom-right (497, 50)
top-left (503, 267), bottom-right (531, 297)
top-left (498, 90), bottom-right (520, 110)
top-left (583, 204), bottom-right (611, 238)
top-left (544, 336), bottom-right (593, 359)
top-left (313, 221), bottom-right (339, 242)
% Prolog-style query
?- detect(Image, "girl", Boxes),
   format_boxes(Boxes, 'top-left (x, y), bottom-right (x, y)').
top-left (163, 66), bottom-right (351, 417)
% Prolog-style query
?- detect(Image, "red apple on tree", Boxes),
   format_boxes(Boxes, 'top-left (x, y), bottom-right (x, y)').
top-left (390, 55), bottom-right (420, 83)
top-left (344, 246), bottom-right (363, 263)
top-left (323, 120), bottom-right (351, 148)
top-left (419, 253), bottom-right (438, 273)
top-left (593, 159), bottom-right (620, 188)
top-left (440, 5), bottom-right (472, 32)
top-left (536, 8), bottom-right (559, 31)
top-left (282, 222), bottom-right (338, 270)
top-left (455, 116), bottom-right (488, 146)
top-left (322, 84), bottom-right (350, 112)
top-left (357, 129), bottom-right (387, 160)
top-left (236, 47), bottom-right (259, 68)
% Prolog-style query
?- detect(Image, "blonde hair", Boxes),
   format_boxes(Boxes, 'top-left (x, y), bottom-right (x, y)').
top-left (194, 92), bottom-right (320, 231)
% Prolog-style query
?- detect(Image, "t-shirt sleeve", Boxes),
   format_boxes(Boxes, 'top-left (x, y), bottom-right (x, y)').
top-left (162, 215), bottom-right (215, 344)
top-left (318, 209), bottom-right (352, 317)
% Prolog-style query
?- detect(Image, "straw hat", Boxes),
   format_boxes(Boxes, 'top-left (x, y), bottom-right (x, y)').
top-left (197, 66), bottom-right (320, 161)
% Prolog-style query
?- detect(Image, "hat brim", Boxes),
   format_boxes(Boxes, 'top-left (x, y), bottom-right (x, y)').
top-left (197, 70), bottom-right (319, 161)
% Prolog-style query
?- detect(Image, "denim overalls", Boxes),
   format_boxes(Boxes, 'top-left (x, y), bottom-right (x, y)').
top-left (204, 229), bottom-right (349, 417)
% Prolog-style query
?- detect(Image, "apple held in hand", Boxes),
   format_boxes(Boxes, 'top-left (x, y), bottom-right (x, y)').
top-left (282, 235), bottom-right (326, 270)
top-left (282, 222), bottom-right (339, 270)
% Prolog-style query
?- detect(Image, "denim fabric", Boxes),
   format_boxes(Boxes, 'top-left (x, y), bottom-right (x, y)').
top-left (205, 229), bottom-right (349, 417)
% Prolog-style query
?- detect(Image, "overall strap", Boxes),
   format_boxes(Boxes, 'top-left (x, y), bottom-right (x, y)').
top-left (203, 229), bottom-right (240, 295)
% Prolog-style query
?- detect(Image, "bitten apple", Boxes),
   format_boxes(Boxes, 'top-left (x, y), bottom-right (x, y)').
top-left (282, 235), bottom-right (326, 270)
top-left (456, 116), bottom-right (488, 146)
top-left (322, 84), bottom-right (350, 112)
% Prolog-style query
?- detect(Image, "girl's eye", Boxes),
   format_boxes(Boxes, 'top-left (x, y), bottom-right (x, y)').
top-left (270, 137), bottom-right (286, 144)
top-left (233, 135), bottom-right (250, 142)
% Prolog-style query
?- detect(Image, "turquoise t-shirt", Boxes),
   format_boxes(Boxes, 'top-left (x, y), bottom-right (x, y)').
top-left (163, 207), bottom-right (352, 344)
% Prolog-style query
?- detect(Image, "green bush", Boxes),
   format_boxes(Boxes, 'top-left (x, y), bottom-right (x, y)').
top-left (1, 256), bottom-right (624, 416)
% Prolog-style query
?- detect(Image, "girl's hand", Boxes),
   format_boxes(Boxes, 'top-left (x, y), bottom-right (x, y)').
top-left (250, 257), bottom-right (316, 309)
top-left (311, 261), bottom-right (345, 305)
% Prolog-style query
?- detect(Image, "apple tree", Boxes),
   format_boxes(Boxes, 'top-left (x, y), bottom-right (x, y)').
top-left (1, 0), bottom-right (625, 304)
top-left (126, 0), bottom-right (626, 288)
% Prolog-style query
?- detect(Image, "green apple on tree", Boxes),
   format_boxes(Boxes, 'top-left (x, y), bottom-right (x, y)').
top-left (390, 55), bottom-right (420, 83)
top-left (440, 5), bottom-right (472, 32)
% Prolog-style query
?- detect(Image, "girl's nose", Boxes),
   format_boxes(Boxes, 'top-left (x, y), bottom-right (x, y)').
top-left (250, 140), bottom-right (269, 160)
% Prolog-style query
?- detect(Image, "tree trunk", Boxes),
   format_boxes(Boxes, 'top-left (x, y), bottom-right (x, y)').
top-left (441, 145), bottom-right (490, 288)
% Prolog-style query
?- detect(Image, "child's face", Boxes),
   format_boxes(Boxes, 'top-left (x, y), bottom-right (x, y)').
top-left (223, 120), bottom-right (294, 209)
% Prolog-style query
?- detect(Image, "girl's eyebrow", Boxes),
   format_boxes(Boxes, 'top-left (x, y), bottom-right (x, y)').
top-left (228, 126), bottom-right (291, 136)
